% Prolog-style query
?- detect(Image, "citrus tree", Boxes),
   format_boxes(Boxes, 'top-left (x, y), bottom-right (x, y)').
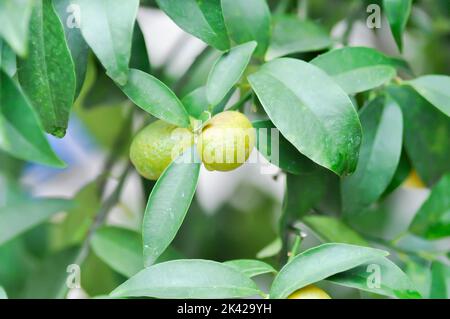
top-left (0, 0), bottom-right (449, 299)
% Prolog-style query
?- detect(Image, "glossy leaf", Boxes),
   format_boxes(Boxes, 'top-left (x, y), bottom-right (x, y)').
top-left (0, 69), bottom-right (65, 167)
top-left (409, 173), bottom-right (450, 239)
top-left (311, 47), bottom-right (397, 94)
top-left (53, 0), bottom-right (89, 99)
top-left (130, 22), bottom-right (151, 73)
top-left (93, 234), bottom-right (185, 280)
top-left (74, 0), bottom-right (139, 85)
top-left (121, 69), bottom-right (190, 127)
top-left (303, 215), bottom-right (368, 246)
top-left (182, 85), bottom-right (235, 120)
top-left (342, 96), bottom-right (403, 214)
top-left (156, 0), bottom-right (229, 50)
top-left (0, 198), bottom-right (72, 245)
top-left (0, 0), bottom-right (33, 56)
top-left (82, 60), bottom-right (127, 108)
top-left (266, 16), bottom-right (331, 60)
top-left (80, 251), bottom-right (123, 297)
top-left (182, 86), bottom-right (209, 119)
top-left (18, 0), bottom-right (76, 137)
top-left (430, 261), bottom-right (448, 298)
top-left (408, 75), bottom-right (450, 117)
top-left (328, 257), bottom-right (421, 299)
top-left (256, 237), bottom-right (282, 259)
top-left (91, 226), bottom-right (143, 278)
top-left (223, 259), bottom-right (277, 278)
top-left (207, 41), bottom-right (256, 106)
top-left (383, 0), bottom-right (412, 51)
top-left (382, 150), bottom-right (411, 196)
top-left (253, 120), bottom-right (319, 175)
top-left (23, 247), bottom-right (79, 298)
top-left (280, 172), bottom-right (327, 235)
top-left (387, 85), bottom-right (450, 185)
top-left (248, 58), bottom-right (362, 176)
top-left (394, 234), bottom-right (450, 256)
top-left (0, 286), bottom-right (6, 299)
top-left (0, 39), bottom-right (16, 76)
top-left (221, 0), bottom-right (271, 57)
top-left (143, 147), bottom-right (201, 266)
top-left (404, 257), bottom-right (433, 298)
top-left (50, 181), bottom-right (100, 251)
top-left (111, 259), bottom-right (262, 298)
top-left (270, 243), bottom-right (388, 299)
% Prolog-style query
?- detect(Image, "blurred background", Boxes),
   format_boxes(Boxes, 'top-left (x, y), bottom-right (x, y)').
top-left (1, 0), bottom-right (449, 299)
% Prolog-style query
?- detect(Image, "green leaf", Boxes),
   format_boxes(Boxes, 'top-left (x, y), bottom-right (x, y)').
top-left (143, 147), bottom-right (201, 266)
top-left (328, 257), bottom-right (421, 299)
top-left (223, 259), bottom-right (277, 277)
top-left (178, 49), bottom-right (222, 97)
top-left (182, 86), bottom-right (234, 120)
top-left (0, 0), bottom-right (33, 57)
top-left (207, 41), bottom-right (256, 106)
top-left (408, 75), bottom-right (450, 117)
top-left (0, 286), bottom-right (7, 299)
top-left (23, 247), bottom-right (79, 298)
top-left (0, 69), bottom-right (65, 167)
top-left (0, 198), bottom-right (72, 245)
top-left (266, 16), bottom-right (332, 60)
top-left (76, 103), bottom-right (132, 151)
top-left (91, 226), bottom-right (143, 278)
top-left (155, 0), bottom-right (229, 50)
top-left (430, 261), bottom-right (448, 298)
top-left (221, 0), bottom-right (271, 57)
top-left (50, 181), bottom-right (101, 251)
top-left (0, 39), bottom-right (16, 77)
top-left (253, 120), bottom-right (319, 174)
top-left (82, 59), bottom-right (127, 108)
top-left (342, 96), bottom-right (403, 214)
top-left (409, 173), bottom-right (450, 239)
top-left (269, 243), bottom-right (388, 299)
top-left (256, 237), bottom-right (282, 259)
top-left (130, 22), bottom-right (151, 73)
top-left (383, 0), bottom-right (412, 51)
top-left (121, 69), bottom-right (190, 127)
top-left (80, 251), bottom-right (124, 297)
top-left (404, 257), bottom-right (433, 298)
top-left (311, 47), bottom-right (397, 94)
top-left (382, 150), bottom-right (411, 196)
top-left (394, 234), bottom-right (450, 255)
top-left (387, 85), bottom-right (450, 185)
top-left (182, 86), bottom-right (209, 119)
top-left (248, 58), bottom-right (362, 176)
top-left (73, 0), bottom-right (139, 85)
top-left (303, 215), bottom-right (368, 246)
top-left (53, 0), bottom-right (89, 99)
top-left (0, 238), bottom-right (35, 297)
top-left (111, 259), bottom-right (262, 298)
top-left (280, 172), bottom-right (327, 234)
top-left (17, 0), bottom-right (76, 138)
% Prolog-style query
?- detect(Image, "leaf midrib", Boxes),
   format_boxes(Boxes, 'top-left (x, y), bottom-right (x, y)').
top-left (254, 71), bottom-right (332, 160)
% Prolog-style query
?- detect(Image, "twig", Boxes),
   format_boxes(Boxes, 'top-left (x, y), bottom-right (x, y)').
top-left (56, 108), bottom-right (135, 299)
top-left (75, 164), bottom-right (131, 266)
top-left (56, 164), bottom-right (131, 299)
